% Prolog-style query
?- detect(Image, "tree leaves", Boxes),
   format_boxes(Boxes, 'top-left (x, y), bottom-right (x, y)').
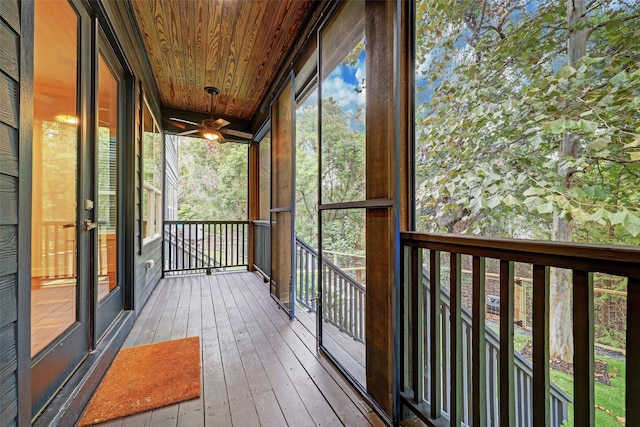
top-left (414, 0), bottom-right (640, 244)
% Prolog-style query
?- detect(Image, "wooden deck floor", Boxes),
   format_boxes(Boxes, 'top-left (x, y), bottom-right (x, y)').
top-left (87, 271), bottom-right (385, 427)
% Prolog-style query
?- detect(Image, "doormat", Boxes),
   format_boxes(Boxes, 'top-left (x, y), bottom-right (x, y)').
top-left (77, 337), bottom-right (201, 426)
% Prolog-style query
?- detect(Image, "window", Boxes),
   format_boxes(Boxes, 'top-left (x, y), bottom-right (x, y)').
top-left (142, 99), bottom-right (162, 242)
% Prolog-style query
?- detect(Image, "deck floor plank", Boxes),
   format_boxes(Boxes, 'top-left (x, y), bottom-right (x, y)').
top-left (80, 272), bottom-right (386, 427)
top-left (226, 273), bottom-right (336, 427)
top-left (199, 275), bottom-right (233, 427)
top-left (238, 273), bottom-right (378, 426)
top-left (209, 274), bottom-right (261, 426)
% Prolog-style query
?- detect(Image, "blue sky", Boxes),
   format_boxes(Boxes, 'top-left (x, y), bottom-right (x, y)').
top-left (321, 49), bottom-right (366, 114)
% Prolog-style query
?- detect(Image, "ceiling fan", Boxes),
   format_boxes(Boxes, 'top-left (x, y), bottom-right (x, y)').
top-left (170, 86), bottom-right (253, 143)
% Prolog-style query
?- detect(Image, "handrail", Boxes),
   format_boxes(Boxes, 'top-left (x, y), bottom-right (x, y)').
top-left (400, 232), bottom-right (639, 426)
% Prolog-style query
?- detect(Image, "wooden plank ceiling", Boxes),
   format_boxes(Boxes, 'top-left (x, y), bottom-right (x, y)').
top-left (130, 0), bottom-right (317, 130)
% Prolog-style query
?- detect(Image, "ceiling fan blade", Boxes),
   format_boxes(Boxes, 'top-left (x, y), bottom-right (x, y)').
top-left (221, 128), bottom-right (253, 140)
top-left (169, 117), bottom-right (200, 127)
top-left (212, 118), bottom-right (230, 129)
top-left (176, 129), bottom-right (199, 136)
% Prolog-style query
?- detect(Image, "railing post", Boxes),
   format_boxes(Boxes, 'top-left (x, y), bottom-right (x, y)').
top-left (472, 256), bottom-right (487, 427)
top-left (627, 277), bottom-right (640, 426)
top-left (449, 253), bottom-right (463, 426)
top-left (411, 246), bottom-right (424, 405)
top-left (532, 265), bottom-right (550, 427)
top-left (499, 260), bottom-right (515, 426)
top-left (573, 270), bottom-right (594, 427)
top-left (429, 250), bottom-right (441, 418)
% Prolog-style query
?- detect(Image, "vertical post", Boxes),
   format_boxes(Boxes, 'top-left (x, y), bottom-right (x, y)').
top-left (499, 260), bottom-right (515, 426)
top-left (532, 265), bottom-right (550, 427)
top-left (449, 253), bottom-right (462, 426)
top-left (627, 277), bottom-right (640, 426)
top-left (472, 256), bottom-right (486, 427)
top-left (411, 247), bottom-right (424, 403)
top-left (429, 250), bottom-right (441, 418)
top-left (573, 270), bottom-right (594, 427)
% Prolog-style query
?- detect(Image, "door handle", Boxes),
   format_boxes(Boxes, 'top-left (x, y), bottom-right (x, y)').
top-left (84, 219), bottom-right (97, 231)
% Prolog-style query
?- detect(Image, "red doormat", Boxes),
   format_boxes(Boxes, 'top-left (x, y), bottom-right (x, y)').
top-left (78, 337), bottom-right (201, 426)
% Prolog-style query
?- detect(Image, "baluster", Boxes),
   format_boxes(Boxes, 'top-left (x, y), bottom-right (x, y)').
top-left (429, 250), bottom-right (441, 418)
top-left (450, 253), bottom-right (463, 426)
top-left (472, 256), bottom-right (487, 427)
top-left (532, 265), bottom-right (550, 427)
top-left (573, 270), bottom-right (594, 427)
top-left (500, 260), bottom-right (515, 426)
top-left (627, 277), bottom-right (640, 426)
top-left (411, 246), bottom-right (424, 404)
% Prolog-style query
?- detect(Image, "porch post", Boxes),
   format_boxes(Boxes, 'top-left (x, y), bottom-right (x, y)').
top-left (365, 0), bottom-right (409, 418)
top-left (248, 141), bottom-right (259, 271)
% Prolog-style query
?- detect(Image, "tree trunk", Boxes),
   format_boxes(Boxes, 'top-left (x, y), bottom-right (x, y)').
top-left (549, 0), bottom-right (589, 362)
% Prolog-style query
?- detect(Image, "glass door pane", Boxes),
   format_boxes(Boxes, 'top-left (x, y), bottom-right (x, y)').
top-left (95, 46), bottom-right (123, 340)
top-left (31, 0), bottom-right (90, 416)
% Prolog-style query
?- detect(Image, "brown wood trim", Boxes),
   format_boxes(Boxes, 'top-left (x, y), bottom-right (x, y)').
top-left (364, 0), bottom-right (399, 416)
top-left (429, 250), bottom-right (441, 419)
top-left (401, 232), bottom-right (640, 277)
top-left (627, 277), bottom-right (640, 426)
top-left (410, 247), bottom-right (422, 403)
top-left (449, 253), bottom-right (463, 425)
top-left (318, 198), bottom-right (393, 211)
top-left (471, 256), bottom-right (487, 427)
top-left (573, 270), bottom-right (595, 427)
top-left (532, 265), bottom-right (550, 427)
top-left (248, 142), bottom-right (259, 272)
top-left (499, 260), bottom-right (516, 427)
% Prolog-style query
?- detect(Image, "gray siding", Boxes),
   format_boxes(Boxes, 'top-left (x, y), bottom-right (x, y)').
top-left (134, 81), bottom-right (162, 313)
top-left (0, 2), bottom-right (20, 426)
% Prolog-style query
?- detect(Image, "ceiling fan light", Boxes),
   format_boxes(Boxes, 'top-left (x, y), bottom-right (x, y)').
top-left (199, 128), bottom-right (226, 143)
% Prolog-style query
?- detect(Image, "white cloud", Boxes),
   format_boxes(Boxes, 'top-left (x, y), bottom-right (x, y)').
top-left (322, 62), bottom-right (365, 113)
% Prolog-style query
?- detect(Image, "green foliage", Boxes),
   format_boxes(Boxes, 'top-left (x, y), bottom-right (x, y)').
top-left (295, 96), bottom-right (366, 254)
top-left (415, 0), bottom-right (640, 245)
top-left (177, 137), bottom-right (248, 221)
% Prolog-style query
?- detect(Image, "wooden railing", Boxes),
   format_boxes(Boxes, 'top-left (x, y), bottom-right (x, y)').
top-left (163, 221), bottom-right (249, 274)
top-left (423, 268), bottom-right (570, 425)
top-left (400, 232), bottom-right (640, 426)
top-left (296, 236), bottom-right (366, 343)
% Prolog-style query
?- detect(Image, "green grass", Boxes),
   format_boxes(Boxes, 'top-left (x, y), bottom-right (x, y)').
top-left (550, 356), bottom-right (626, 427)
top-left (497, 329), bottom-right (626, 426)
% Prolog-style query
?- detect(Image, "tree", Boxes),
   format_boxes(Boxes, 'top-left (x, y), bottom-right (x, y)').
top-left (415, 0), bottom-right (640, 361)
top-left (177, 137), bottom-right (248, 221)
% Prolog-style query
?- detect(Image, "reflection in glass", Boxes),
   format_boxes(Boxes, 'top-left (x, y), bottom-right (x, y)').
top-left (97, 54), bottom-right (118, 299)
top-left (31, 0), bottom-right (79, 357)
top-left (321, 209), bottom-right (366, 387)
